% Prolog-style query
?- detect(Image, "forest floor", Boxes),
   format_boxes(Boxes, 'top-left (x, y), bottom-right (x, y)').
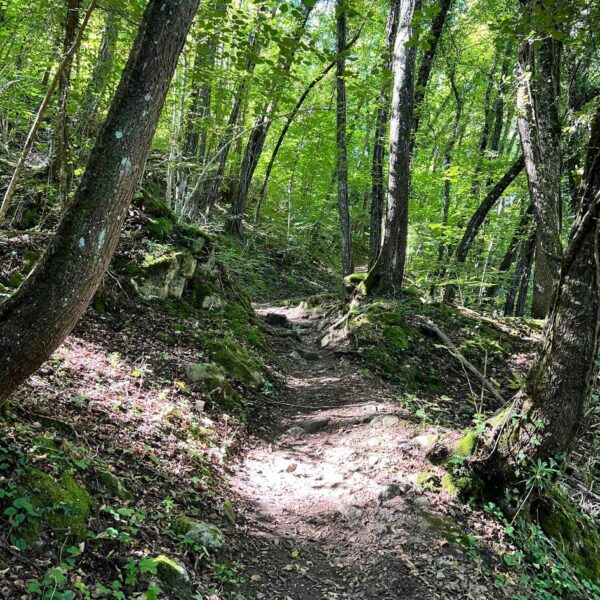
top-left (228, 302), bottom-right (517, 599)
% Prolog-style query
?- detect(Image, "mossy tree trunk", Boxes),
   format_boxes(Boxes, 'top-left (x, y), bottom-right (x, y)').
top-left (475, 105), bottom-right (600, 489)
top-left (0, 0), bottom-right (199, 405)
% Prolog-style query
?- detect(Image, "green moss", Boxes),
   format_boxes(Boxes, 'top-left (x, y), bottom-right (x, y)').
top-left (97, 470), bottom-right (133, 501)
top-left (6, 272), bottom-right (24, 289)
top-left (154, 555), bottom-right (191, 594)
top-left (21, 208), bottom-right (40, 229)
top-left (205, 337), bottom-right (265, 389)
top-left (155, 331), bottom-right (176, 346)
top-left (137, 193), bottom-right (176, 221)
top-left (454, 430), bottom-right (478, 457)
top-left (147, 217), bottom-right (174, 240)
top-left (23, 251), bottom-right (40, 274)
top-left (537, 491), bottom-right (600, 581)
top-left (24, 469), bottom-right (93, 544)
top-left (172, 515), bottom-right (199, 536)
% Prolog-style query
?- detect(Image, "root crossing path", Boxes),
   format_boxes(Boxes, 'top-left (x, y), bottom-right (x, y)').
top-left (229, 304), bottom-right (500, 600)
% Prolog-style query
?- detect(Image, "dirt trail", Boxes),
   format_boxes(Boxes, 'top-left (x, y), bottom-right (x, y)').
top-left (229, 304), bottom-right (500, 599)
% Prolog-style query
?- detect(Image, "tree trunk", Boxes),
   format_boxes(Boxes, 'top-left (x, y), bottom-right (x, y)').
top-left (0, 0), bottom-right (98, 218)
top-left (476, 104), bottom-right (600, 489)
top-left (56, 0), bottom-right (81, 206)
top-left (443, 155), bottom-right (524, 303)
top-left (334, 0), bottom-right (353, 275)
top-left (229, 5), bottom-right (313, 235)
top-left (368, 0), bottom-right (400, 269)
top-left (0, 0), bottom-right (199, 405)
top-left (516, 23), bottom-right (563, 319)
top-left (79, 6), bottom-right (120, 139)
top-left (365, 0), bottom-right (421, 294)
top-left (411, 0), bottom-right (452, 147)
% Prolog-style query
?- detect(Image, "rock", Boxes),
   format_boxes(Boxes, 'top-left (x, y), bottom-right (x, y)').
top-left (185, 363), bottom-right (236, 400)
top-left (184, 522), bottom-right (225, 554)
top-left (179, 254), bottom-right (197, 277)
top-left (277, 329), bottom-right (301, 341)
top-left (288, 350), bottom-right (304, 362)
top-left (202, 294), bottom-right (226, 310)
top-left (410, 434), bottom-right (437, 452)
top-left (265, 312), bottom-right (289, 327)
top-left (154, 555), bottom-right (191, 595)
top-left (131, 252), bottom-right (181, 299)
top-left (378, 484), bottom-right (405, 502)
top-left (371, 414), bottom-right (400, 428)
top-left (295, 416), bottom-right (330, 433)
top-left (97, 470), bottom-right (133, 501)
top-left (286, 426), bottom-right (306, 437)
top-left (414, 495), bottom-right (431, 509)
top-left (427, 442), bottom-right (450, 465)
top-left (168, 276), bottom-right (186, 299)
top-left (297, 348), bottom-right (320, 361)
top-left (294, 327), bottom-right (311, 336)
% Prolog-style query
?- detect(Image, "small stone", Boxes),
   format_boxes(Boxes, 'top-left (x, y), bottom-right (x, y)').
top-left (295, 416), bottom-right (330, 433)
top-left (184, 522), bottom-right (225, 554)
top-left (371, 415), bottom-right (400, 428)
top-left (436, 571), bottom-right (446, 580)
top-left (378, 484), bottom-right (404, 502)
top-left (288, 350), bottom-right (304, 362)
top-left (297, 348), bottom-right (320, 361)
top-left (286, 426), bottom-right (306, 437)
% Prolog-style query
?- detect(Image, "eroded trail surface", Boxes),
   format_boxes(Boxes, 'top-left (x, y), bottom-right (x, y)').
top-left (230, 304), bottom-right (500, 599)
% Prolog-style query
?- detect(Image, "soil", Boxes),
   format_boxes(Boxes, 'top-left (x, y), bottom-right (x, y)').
top-left (228, 304), bottom-right (511, 599)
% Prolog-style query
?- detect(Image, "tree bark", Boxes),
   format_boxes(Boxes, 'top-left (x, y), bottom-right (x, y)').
top-left (368, 0), bottom-right (400, 269)
top-left (516, 17), bottom-right (563, 319)
top-left (411, 0), bottom-right (452, 147)
top-left (476, 104), bottom-right (600, 490)
top-left (56, 0), bottom-right (81, 206)
top-left (0, 0), bottom-right (199, 405)
top-left (334, 0), bottom-right (353, 275)
top-left (364, 0), bottom-right (421, 294)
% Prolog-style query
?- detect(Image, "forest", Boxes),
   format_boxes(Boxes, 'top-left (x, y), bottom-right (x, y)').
top-left (0, 0), bottom-right (599, 597)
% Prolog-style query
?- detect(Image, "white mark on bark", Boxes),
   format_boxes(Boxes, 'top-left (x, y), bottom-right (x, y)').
top-left (78, 237), bottom-right (85, 248)
top-left (115, 131), bottom-right (123, 139)
top-left (120, 157), bottom-right (132, 172)
top-left (98, 229), bottom-right (106, 249)
top-left (144, 93), bottom-right (152, 102)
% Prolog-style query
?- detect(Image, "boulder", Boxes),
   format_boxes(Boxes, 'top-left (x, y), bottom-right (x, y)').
top-left (295, 416), bottom-right (330, 433)
top-left (265, 312), bottom-right (289, 327)
top-left (154, 555), bottom-right (191, 595)
top-left (184, 522), bottom-right (225, 555)
top-left (97, 470), bottom-right (133, 501)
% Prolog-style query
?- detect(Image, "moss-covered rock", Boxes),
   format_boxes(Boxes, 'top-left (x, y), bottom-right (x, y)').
top-left (184, 522), bottom-right (225, 555)
top-left (147, 217), bottom-right (174, 240)
top-left (185, 363), bottom-right (237, 402)
top-left (205, 338), bottom-right (265, 389)
top-left (154, 555), bottom-right (191, 595)
top-left (537, 490), bottom-right (600, 581)
top-left (24, 469), bottom-right (93, 545)
top-left (97, 470), bottom-right (133, 501)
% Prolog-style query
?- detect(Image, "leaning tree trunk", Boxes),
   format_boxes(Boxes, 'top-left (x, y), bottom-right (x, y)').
top-left (516, 22), bottom-right (563, 319)
top-left (475, 104), bottom-right (600, 489)
top-left (364, 0), bottom-right (420, 294)
top-left (335, 0), bottom-right (353, 275)
top-left (442, 154), bottom-right (525, 303)
top-left (410, 0), bottom-right (452, 148)
top-left (0, 0), bottom-right (199, 405)
top-left (368, 0), bottom-right (400, 269)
